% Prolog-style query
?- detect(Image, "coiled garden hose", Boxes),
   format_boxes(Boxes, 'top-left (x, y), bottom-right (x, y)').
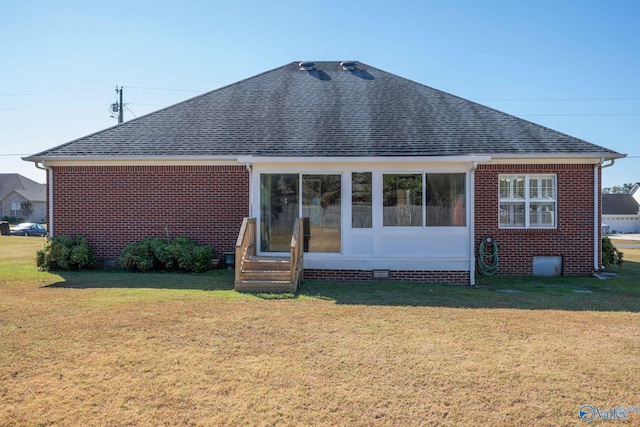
top-left (478, 238), bottom-right (498, 276)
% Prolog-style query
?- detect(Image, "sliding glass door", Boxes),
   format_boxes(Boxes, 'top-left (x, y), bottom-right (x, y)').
top-left (260, 173), bottom-right (341, 253)
top-left (260, 174), bottom-right (299, 252)
top-left (302, 174), bottom-right (341, 253)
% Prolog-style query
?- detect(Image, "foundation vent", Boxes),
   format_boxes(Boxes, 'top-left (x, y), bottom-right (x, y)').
top-left (372, 269), bottom-right (390, 279)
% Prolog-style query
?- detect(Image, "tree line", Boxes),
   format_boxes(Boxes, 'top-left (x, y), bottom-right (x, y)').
top-left (602, 183), bottom-right (636, 194)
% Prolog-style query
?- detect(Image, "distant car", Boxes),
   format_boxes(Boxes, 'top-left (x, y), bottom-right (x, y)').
top-left (10, 223), bottom-right (47, 237)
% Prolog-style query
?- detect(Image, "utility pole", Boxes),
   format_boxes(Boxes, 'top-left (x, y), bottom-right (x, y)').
top-left (109, 86), bottom-right (124, 124)
top-left (116, 86), bottom-right (123, 124)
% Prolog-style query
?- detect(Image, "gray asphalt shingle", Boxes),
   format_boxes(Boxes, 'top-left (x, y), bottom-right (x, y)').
top-left (26, 61), bottom-right (622, 160)
top-left (602, 194), bottom-right (640, 215)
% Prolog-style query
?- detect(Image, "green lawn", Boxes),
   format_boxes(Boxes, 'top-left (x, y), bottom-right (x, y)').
top-left (2, 236), bottom-right (639, 426)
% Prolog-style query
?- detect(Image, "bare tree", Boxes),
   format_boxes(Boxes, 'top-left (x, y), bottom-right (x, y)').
top-left (20, 200), bottom-right (33, 221)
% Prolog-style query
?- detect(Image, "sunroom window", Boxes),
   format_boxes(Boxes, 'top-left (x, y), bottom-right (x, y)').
top-left (383, 174), bottom-right (423, 226)
top-left (382, 173), bottom-right (466, 227)
top-left (352, 172), bottom-right (372, 228)
top-left (499, 174), bottom-right (556, 228)
top-left (426, 173), bottom-right (466, 226)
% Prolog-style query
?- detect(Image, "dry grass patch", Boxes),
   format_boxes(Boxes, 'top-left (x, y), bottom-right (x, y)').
top-left (2, 236), bottom-right (640, 426)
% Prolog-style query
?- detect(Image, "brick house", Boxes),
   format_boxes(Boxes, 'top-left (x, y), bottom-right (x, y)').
top-left (24, 61), bottom-right (624, 285)
top-left (0, 173), bottom-right (46, 223)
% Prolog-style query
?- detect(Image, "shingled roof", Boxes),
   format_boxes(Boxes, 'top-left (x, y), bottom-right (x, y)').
top-left (602, 194), bottom-right (640, 215)
top-left (0, 173), bottom-right (46, 202)
top-left (26, 61), bottom-right (623, 161)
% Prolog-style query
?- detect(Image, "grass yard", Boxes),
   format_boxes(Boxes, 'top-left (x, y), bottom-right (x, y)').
top-left (1, 236), bottom-right (640, 426)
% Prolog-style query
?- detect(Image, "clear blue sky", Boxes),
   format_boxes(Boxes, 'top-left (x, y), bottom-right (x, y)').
top-left (2, 0), bottom-right (638, 188)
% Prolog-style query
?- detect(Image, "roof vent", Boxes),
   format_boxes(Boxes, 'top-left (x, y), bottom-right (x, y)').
top-left (299, 61), bottom-right (316, 71)
top-left (340, 61), bottom-right (357, 71)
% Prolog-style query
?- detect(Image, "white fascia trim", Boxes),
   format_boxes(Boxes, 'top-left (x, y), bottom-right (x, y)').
top-left (34, 156), bottom-right (240, 166)
top-left (488, 153), bottom-right (626, 163)
top-left (238, 155), bottom-right (492, 164)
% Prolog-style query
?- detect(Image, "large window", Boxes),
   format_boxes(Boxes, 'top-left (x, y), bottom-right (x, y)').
top-left (499, 174), bottom-right (556, 228)
top-left (302, 174), bottom-right (341, 253)
top-left (352, 172), bottom-right (372, 228)
top-left (426, 173), bottom-right (466, 226)
top-left (382, 173), bottom-right (466, 227)
top-left (383, 174), bottom-right (423, 226)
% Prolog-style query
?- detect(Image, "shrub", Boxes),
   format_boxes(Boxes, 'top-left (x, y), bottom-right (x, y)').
top-left (36, 236), bottom-right (96, 271)
top-left (120, 240), bottom-right (157, 272)
top-left (177, 244), bottom-right (215, 273)
top-left (119, 236), bottom-right (215, 273)
top-left (602, 236), bottom-right (623, 268)
top-left (147, 238), bottom-right (174, 269)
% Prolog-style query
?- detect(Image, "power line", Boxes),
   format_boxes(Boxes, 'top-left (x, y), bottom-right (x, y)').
top-left (474, 97), bottom-right (640, 101)
top-left (124, 85), bottom-right (205, 93)
top-left (0, 87), bottom-right (112, 97)
top-left (520, 113), bottom-right (640, 117)
top-left (127, 103), bottom-right (168, 107)
top-left (1, 86), bottom-right (637, 100)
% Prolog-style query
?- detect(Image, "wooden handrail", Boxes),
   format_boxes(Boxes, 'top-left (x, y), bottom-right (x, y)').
top-left (235, 217), bottom-right (256, 284)
top-left (290, 218), bottom-right (304, 286)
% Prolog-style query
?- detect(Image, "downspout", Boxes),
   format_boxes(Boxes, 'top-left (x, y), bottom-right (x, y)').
top-left (595, 158), bottom-right (616, 271)
top-left (35, 161), bottom-right (54, 237)
top-left (469, 161), bottom-right (478, 286)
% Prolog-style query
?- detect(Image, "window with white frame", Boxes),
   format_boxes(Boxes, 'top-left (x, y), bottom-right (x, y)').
top-left (382, 173), bottom-right (466, 227)
top-left (499, 174), bottom-right (556, 228)
top-left (10, 198), bottom-right (21, 217)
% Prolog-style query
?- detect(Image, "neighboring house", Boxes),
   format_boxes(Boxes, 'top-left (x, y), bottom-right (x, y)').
top-left (602, 194), bottom-right (640, 234)
top-left (0, 173), bottom-right (46, 222)
top-left (24, 61), bottom-right (625, 284)
top-left (630, 182), bottom-right (640, 207)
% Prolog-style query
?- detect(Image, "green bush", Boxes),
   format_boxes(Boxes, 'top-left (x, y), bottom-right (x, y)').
top-left (119, 236), bottom-right (215, 273)
top-left (177, 244), bottom-right (215, 273)
top-left (36, 236), bottom-right (96, 271)
top-left (147, 238), bottom-right (174, 269)
top-left (120, 240), bottom-right (157, 272)
top-left (602, 236), bottom-right (623, 268)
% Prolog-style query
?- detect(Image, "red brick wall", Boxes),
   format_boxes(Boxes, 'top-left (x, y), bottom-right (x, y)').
top-left (50, 165), bottom-right (249, 264)
top-left (474, 163), bottom-right (600, 276)
top-left (47, 162), bottom-right (601, 279)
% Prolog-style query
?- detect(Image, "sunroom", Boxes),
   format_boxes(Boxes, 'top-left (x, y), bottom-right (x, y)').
top-left (243, 156), bottom-right (487, 275)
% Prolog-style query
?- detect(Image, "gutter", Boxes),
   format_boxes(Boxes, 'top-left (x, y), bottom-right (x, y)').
top-left (486, 152), bottom-right (626, 161)
top-left (35, 161), bottom-right (54, 237)
top-left (237, 155), bottom-right (492, 164)
top-left (23, 155), bottom-right (242, 163)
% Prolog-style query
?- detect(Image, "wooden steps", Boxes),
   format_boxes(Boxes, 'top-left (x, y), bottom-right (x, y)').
top-left (235, 256), bottom-right (297, 293)
top-left (234, 217), bottom-right (304, 293)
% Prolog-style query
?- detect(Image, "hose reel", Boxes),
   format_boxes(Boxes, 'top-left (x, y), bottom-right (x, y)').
top-left (478, 235), bottom-right (498, 276)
